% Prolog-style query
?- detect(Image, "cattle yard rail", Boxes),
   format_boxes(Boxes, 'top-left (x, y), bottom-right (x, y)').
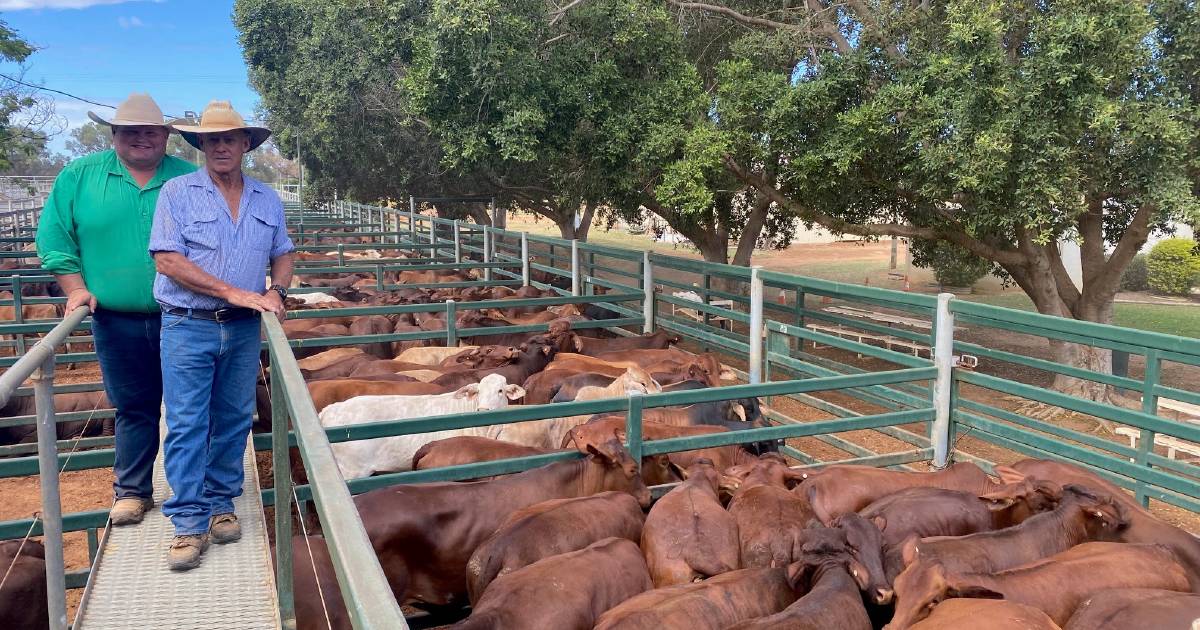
top-left (0, 186), bottom-right (1195, 629)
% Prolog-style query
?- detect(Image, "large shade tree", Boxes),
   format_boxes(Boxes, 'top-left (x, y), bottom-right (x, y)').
top-left (664, 0), bottom-right (1200, 399)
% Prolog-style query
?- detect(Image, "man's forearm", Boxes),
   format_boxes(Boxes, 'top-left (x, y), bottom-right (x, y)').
top-left (269, 253), bottom-right (295, 290)
top-left (153, 252), bottom-right (234, 300)
top-left (55, 273), bottom-right (87, 294)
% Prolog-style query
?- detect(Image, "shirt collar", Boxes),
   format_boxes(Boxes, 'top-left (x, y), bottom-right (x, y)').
top-left (191, 167), bottom-right (264, 196)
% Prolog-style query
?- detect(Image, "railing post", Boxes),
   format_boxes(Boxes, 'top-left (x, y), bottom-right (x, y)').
top-left (748, 266), bottom-right (765, 384)
top-left (482, 227), bottom-right (492, 282)
top-left (932, 292), bottom-right (956, 469)
top-left (446, 300), bottom-right (458, 347)
top-left (1135, 349), bottom-right (1160, 506)
top-left (375, 264), bottom-right (385, 291)
top-left (270, 366), bottom-right (296, 629)
top-left (408, 197), bottom-right (417, 254)
top-left (429, 216), bottom-right (437, 260)
top-left (336, 243), bottom-right (345, 267)
top-left (453, 221), bottom-right (462, 264)
top-left (571, 240), bottom-right (580, 296)
top-left (33, 354), bottom-right (67, 630)
top-left (642, 251), bottom-right (654, 334)
top-left (521, 233), bottom-right (530, 287)
top-left (626, 391), bottom-right (643, 472)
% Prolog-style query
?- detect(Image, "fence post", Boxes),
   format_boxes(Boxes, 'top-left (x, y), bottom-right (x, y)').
top-left (571, 240), bottom-right (580, 296)
top-left (748, 266), bottom-right (765, 384)
top-left (429, 216), bottom-right (437, 260)
top-left (453, 221), bottom-right (462, 264)
top-left (270, 365), bottom-right (295, 629)
top-left (483, 227), bottom-right (492, 282)
top-left (336, 243), bottom-right (345, 267)
top-left (445, 300), bottom-right (458, 347)
top-left (33, 354), bottom-right (67, 630)
top-left (408, 196), bottom-right (417, 254)
top-left (932, 292), bottom-right (956, 469)
top-left (626, 391), bottom-right (644, 472)
top-left (642, 252), bottom-right (654, 333)
top-left (521, 233), bottom-right (530, 287)
top-left (1135, 350), bottom-right (1160, 506)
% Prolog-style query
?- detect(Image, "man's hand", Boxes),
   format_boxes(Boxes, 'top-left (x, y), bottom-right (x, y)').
top-left (65, 287), bottom-right (97, 314)
top-left (261, 290), bottom-right (287, 320)
top-left (223, 288), bottom-right (276, 315)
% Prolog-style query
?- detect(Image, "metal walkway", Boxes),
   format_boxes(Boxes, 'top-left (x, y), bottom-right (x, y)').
top-left (74, 425), bottom-right (279, 629)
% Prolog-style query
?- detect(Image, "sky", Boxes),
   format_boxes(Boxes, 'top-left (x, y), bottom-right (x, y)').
top-left (0, 0), bottom-right (259, 151)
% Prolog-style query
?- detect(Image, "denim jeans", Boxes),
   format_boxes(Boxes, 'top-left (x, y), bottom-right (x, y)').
top-left (90, 308), bottom-right (163, 500)
top-left (159, 312), bottom-right (261, 535)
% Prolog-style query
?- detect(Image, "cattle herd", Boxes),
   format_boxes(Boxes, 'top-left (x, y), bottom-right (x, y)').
top-left (2, 246), bottom-right (1200, 629)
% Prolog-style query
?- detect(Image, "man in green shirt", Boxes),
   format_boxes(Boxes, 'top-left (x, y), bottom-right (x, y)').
top-left (36, 93), bottom-right (196, 526)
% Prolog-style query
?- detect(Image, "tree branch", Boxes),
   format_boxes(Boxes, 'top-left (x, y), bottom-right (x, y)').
top-left (666, 0), bottom-right (797, 32)
top-left (722, 155), bottom-right (1027, 267)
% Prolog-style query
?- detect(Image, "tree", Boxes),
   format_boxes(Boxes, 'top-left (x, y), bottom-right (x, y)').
top-left (668, 0), bottom-right (1200, 400)
top-left (0, 19), bottom-right (62, 172)
top-left (0, 130), bottom-right (65, 175)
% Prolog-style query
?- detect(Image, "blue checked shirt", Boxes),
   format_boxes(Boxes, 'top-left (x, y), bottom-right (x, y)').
top-left (149, 169), bottom-right (294, 311)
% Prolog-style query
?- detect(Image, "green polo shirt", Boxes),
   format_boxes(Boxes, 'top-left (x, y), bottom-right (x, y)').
top-left (35, 150), bottom-right (196, 313)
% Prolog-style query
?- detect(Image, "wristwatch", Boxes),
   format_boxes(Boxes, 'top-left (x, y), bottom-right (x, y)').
top-left (268, 284), bottom-right (288, 301)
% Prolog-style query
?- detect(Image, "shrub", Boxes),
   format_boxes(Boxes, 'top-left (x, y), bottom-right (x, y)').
top-left (911, 240), bottom-right (991, 289)
top-left (1147, 238), bottom-right (1200, 296)
top-left (1120, 253), bottom-right (1150, 292)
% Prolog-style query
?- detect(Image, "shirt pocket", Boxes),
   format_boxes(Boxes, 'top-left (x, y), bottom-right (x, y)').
top-left (245, 207), bottom-right (279, 252)
top-left (180, 212), bottom-right (222, 251)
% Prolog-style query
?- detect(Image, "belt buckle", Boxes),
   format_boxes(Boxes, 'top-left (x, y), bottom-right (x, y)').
top-left (214, 308), bottom-right (233, 322)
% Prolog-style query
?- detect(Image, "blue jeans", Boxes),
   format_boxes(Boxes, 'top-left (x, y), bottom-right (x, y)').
top-left (160, 312), bottom-right (261, 535)
top-left (91, 308), bottom-right (163, 500)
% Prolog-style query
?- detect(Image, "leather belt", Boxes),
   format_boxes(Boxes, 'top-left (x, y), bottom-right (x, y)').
top-left (164, 306), bottom-right (260, 322)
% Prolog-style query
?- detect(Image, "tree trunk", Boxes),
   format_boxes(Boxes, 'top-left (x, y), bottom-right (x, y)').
top-left (730, 193), bottom-right (771, 267)
top-left (552, 201), bottom-right (595, 241)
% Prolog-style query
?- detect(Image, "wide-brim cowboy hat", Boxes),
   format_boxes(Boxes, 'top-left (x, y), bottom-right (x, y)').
top-left (170, 100), bottom-right (271, 151)
top-left (88, 92), bottom-right (175, 130)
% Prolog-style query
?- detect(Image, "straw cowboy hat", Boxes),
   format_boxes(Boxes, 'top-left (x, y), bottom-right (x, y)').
top-left (171, 100), bottom-right (271, 151)
top-left (87, 92), bottom-right (173, 128)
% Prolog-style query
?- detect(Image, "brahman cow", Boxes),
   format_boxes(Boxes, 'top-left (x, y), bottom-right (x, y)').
top-left (640, 459), bottom-right (740, 587)
top-left (456, 537), bottom-right (652, 630)
top-left (318, 374), bottom-right (525, 479)
top-left (465, 492), bottom-right (645, 604)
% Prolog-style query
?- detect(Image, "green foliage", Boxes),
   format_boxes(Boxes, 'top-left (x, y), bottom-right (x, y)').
top-left (1147, 238), bottom-right (1200, 295)
top-left (911, 239), bottom-right (992, 288)
top-left (1120, 253), bottom-right (1150, 292)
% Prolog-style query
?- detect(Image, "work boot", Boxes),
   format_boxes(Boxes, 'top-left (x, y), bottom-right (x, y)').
top-left (167, 534), bottom-right (209, 571)
top-left (210, 513), bottom-right (241, 544)
top-left (109, 497), bottom-right (153, 526)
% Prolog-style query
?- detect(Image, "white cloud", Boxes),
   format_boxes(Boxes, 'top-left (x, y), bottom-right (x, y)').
top-left (0, 0), bottom-right (156, 10)
top-left (117, 15), bottom-right (144, 28)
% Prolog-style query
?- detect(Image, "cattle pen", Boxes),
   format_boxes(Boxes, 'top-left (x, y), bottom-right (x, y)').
top-left (0, 184), bottom-right (1196, 629)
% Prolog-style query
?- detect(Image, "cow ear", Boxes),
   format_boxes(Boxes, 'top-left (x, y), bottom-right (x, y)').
top-left (900, 535), bottom-right (921, 567)
top-left (668, 460), bottom-right (688, 480)
top-left (453, 384), bottom-right (480, 400)
top-left (782, 468), bottom-right (807, 489)
top-left (574, 337), bottom-right (584, 352)
top-left (981, 492), bottom-right (1017, 511)
top-left (719, 367), bottom-right (737, 381)
top-left (732, 404), bottom-right (746, 422)
top-left (541, 345), bottom-right (552, 355)
top-left (871, 515), bottom-right (886, 531)
top-left (993, 465), bottom-right (1026, 485)
top-left (785, 560), bottom-right (814, 591)
top-left (504, 385), bottom-right (526, 400)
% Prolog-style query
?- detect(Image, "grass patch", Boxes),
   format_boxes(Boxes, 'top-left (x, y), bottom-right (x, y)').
top-left (964, 294), bottom-right (1200, 338)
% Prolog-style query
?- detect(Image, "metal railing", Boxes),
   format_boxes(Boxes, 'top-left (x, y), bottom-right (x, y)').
top-left (0, 306), bottom-right (90, 630)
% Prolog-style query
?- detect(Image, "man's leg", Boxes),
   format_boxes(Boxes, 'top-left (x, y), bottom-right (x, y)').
top-left (91, 309), bottom-right (163, 524)
top-left (160, 315), bottom-right (220, 537)
top-left (204, 316), bottom-right (261, 543)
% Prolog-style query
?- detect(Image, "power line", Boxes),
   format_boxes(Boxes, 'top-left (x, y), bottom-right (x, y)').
top-left (0, 71), bottom-right (120, 111)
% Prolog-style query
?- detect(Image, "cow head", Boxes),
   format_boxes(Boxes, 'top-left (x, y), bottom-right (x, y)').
top-left (614, 367), bottom-right (662, 396)
top-left (577, 437), bottom-right (651, 508)
top-left (886, 557), bottom-right (1003, 630)
top-left (978, 476), bottom-right (1062, 525)
top-left (785, 526), bottom-right (857, 592)
top-left (831, 512), bottom-right (892, 605)
top-left (453, 374), bottom-right (525, 409)
top-left (721, 453), bottom-right (807, 495)
top-left (1062, 484), bottom-right (1128, 538)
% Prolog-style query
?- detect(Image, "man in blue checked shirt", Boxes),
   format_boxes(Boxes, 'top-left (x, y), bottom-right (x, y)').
top-left (149, 101), bottom-right (294, 571)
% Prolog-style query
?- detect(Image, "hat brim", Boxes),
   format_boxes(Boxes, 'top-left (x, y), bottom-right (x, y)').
top-left (174, 125), bottom-right (271, 151)
top-left (88, 110), bottom-right (176, 131)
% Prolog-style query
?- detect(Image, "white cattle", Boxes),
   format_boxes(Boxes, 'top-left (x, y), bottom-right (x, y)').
top-left (293, 292), bottom-right (341, 305)
top-left (319, 373), bottom-right (525, 479)
top-left (395, 345), bottom-right (479, 366)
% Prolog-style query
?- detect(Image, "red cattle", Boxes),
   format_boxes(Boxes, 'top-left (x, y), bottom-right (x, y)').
top-left (641, 460), bottom-right (740, 587)
top-left (797, 462), bottom-right (996, 524)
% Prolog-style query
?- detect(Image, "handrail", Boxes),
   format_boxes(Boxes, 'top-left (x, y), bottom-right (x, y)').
top-left (262, 313), bottom-right (407, 630)
top-left (0, 305), bottom-right (88, 630)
